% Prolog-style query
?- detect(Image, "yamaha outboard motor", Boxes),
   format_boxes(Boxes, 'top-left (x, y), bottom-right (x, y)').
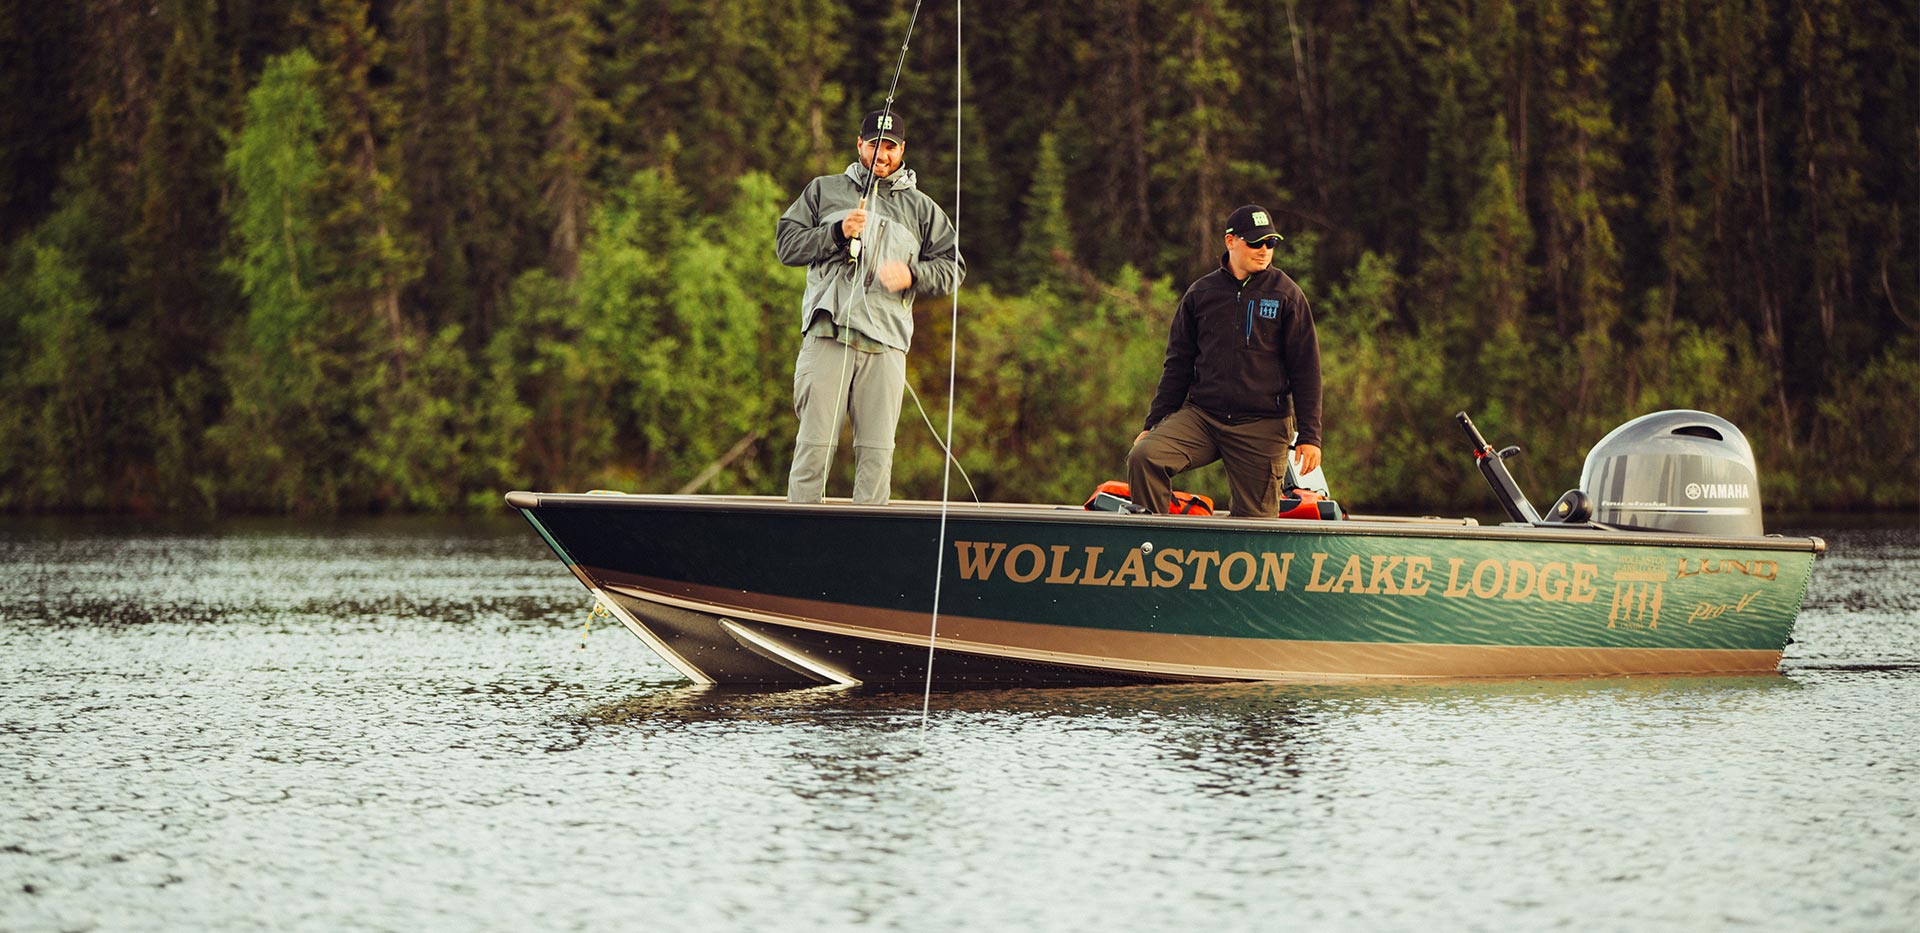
top-left (1458, 409), bottom-right (1764, 536)
top-left (1580, 410), bottom-right (1763, 536)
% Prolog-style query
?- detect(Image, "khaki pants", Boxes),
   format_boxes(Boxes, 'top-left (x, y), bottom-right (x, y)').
top-left (788, 336), bottom-right (907, 504)
top-left (1126, 404), bottom-right (1292, 517)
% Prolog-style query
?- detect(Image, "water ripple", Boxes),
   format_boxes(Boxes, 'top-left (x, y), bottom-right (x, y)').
top-left (2, 518), bottom-right (1916, 930)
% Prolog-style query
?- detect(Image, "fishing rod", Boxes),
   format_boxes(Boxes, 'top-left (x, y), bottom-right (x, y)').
top-left (848, 0), bottom-right (929, 265)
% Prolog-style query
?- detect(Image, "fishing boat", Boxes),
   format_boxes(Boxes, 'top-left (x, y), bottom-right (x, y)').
top-left (508, 411), bottom-right (1824, 687)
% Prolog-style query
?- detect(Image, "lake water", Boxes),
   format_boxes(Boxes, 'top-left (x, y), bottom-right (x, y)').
top-left (2, 514), bottom-right (1916, 930)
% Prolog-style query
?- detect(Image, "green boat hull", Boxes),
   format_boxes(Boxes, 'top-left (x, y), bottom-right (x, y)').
top-left (508, 492), bottom-right (1822, 687)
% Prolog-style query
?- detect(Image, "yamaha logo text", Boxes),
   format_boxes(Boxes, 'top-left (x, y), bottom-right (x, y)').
top-left (1685, 482), bottom-right (1750, 500)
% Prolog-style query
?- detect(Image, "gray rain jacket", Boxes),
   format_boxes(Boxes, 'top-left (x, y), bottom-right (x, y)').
top-left (775, 162), bottom-right (965, 351)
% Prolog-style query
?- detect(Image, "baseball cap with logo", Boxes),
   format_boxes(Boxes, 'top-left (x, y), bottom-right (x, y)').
top-left (1225, 204), bottom-right (1283, 245)
top-left (860, 110), bottom-right (906, 145)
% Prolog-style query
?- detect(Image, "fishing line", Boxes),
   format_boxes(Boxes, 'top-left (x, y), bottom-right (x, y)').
top-left (849, 0), bottom-right (929, 264)
top-left (919, 0), bottom-right (961, 735)
top-left (905, 380), bottom-right (981, 504)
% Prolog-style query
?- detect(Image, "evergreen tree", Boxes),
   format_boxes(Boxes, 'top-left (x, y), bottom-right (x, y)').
top-left (1616, 0), bottom-right (1704, 329)
top-left (487, 263), bottom-right (618, 490)
top-left (1531, 0), bottom-right (1628, 424)
top-left (126, 0), bottom-right (236, 508)
top-left (1644, 78), bottom-right (1699, 326)
top-left (308, 0), bottom-right (419, 375)
top-left (1146, 0), bottom-right (1248, 276)
top-left (1412, 1), bottom-right (1485, 237)
top-left (1694, 0), bottom-right (1796, 438)
top-left (570, 168), bottom-right (689, 485)
top-left (765, 0), bottom-right (852, 184)
top-left (1854, 0), bottom-right (1919, 346)
top-left (521, 0), bottom-right (608, 282)
top-left (1326, 0), bottom-right (1426, 283)
top-left (391, 0), bottom-right (486, 333)
top-left (0, 0), bottom-right (1914, 513)
top-left (1457, 119), bottom-right (1545, 443)
top-left (130, 0), bottom-right (229, 346)
top-left (1786, 0), bottom-right (1870, 374)
top-left (1009, 132), bottom-right (1069, 293)
top-left (222, 51), bottom-right (326, 346)
top-left (1064, 0), bottom-right (1156, 275)
top-left (211, 49), bottom-right (362, 511)
top-left (0, 237), bottom-right (115, 509)
top-left (1456, 117), bottom-right (1536, 341)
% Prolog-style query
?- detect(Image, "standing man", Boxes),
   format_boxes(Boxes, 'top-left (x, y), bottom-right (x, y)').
top-left (776, 109), bottom-right (965, 504)
top-left (1127, 204), bottom-right (1323, 517)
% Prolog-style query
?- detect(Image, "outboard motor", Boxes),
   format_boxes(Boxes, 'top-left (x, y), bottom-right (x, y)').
top-left (1458, 409), bottom-right (1764, 536)
top-left (1580, 410), bottom-right (1763, 536)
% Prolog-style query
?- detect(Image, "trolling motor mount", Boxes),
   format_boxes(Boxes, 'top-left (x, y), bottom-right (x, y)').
top-left (1457, 412), bottom-right (1544, 525)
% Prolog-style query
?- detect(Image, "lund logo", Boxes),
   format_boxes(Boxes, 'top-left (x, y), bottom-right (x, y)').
top-left (1675, 558), bottom-right (1778, 582)
top-left (1688, 590), bottom-right (1760, 623)
top-left (1684, 482), bottom-right (1750, 500)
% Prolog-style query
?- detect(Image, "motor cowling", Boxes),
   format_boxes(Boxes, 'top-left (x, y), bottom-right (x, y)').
top-left (1579, 410), bottom-right (1763, 536)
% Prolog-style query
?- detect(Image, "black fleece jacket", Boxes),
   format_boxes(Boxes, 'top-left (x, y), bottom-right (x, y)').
top-left (1143, 253), bottom-right (1323, 448)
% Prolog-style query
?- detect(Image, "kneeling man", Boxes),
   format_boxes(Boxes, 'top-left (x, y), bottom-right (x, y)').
top-left (1128, 204), bottom-right (1323, 517)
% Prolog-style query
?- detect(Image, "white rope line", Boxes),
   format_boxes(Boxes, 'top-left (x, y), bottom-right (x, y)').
top-left (905, 379), bottom-right (981, 504)
top-left (920, 0), bottom-right (962, 734)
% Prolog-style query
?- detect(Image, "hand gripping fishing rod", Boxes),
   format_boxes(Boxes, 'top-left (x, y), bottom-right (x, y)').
top-left (848, 0), bottom-right (929, 265)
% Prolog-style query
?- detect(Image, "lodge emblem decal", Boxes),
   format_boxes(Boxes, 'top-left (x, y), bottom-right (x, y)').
top-left (1608, 556), bottom-right (1667, 628)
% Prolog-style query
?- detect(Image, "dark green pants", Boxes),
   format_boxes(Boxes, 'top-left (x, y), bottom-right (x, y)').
top-left (1126, 405), bottom-right (1292, 517)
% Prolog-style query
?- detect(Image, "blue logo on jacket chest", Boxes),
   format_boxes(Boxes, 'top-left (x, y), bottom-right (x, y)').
top-left (1251, 298), bottom-right (1279, 320)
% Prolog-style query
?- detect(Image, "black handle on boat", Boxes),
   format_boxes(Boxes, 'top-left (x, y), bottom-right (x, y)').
top-left (1456, 411), bottom-right (1492, 454)
top-left (1456, 412), bottom-right (1542, 525)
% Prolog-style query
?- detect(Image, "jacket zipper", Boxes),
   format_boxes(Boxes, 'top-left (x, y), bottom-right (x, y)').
top-left (864, 216), bottom-right (890, 287)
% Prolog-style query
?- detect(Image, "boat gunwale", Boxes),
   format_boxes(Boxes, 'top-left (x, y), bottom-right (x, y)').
top-left (505, 491), bottom-right (1826, 554)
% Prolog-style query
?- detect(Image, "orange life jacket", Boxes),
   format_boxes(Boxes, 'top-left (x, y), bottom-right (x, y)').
top-left (1083, 480), bottom-right (1214, 515)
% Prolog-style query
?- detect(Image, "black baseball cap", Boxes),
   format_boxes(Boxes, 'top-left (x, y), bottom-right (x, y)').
top-left (1225, 204), bottom-right (1283, 244)
top-left (860, 109), bottom-right (906, 145)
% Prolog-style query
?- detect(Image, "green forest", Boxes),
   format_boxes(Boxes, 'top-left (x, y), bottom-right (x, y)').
top-left (1, 0), bottom-right (1914, 516)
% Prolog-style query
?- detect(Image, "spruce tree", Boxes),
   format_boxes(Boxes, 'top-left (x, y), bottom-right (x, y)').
top-left (520, 0), bottom-right (608, 282)
top-left (143, 0), bottom-right (250, 510)
top-left (309, 0), bottom-right (420, 378)
top-left (1786, 0), bottom-right (1869, 367)
top-left (1532, 0), bottom-right (1628, 423)
top-left (1146, 0), bottom-right (1246, 277)
top-left (1009, 133), bottom-right (1069, 294)
top-left (212, 49), bottom-right (344, 511)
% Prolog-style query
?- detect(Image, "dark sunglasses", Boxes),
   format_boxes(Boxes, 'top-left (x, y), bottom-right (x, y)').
top-left (1237, 235), bottom-right (1280, 249)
